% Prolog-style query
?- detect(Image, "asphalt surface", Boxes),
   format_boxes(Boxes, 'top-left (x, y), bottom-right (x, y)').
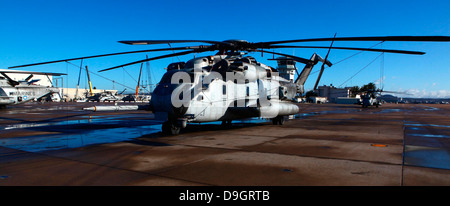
top-left (0, 102), bottom-right (449, 186)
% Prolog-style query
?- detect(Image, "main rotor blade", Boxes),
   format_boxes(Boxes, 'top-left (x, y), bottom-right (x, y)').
top-left (9, 46), bottom-right (202, 69)
top-left (119, 40), bottom-right (231, 46)
top-left (252, 50), bottom-right (313, 65)
top-left (314, 33), bottom-right (336, 90)
top-left (258, 36), bottom-right (450, 45)
top-left (378, 90), bottom-right (411, 95)
top-left (267, 45), bottom-right (425, 55)
top-left (0, 72), bottom-right (19, 86)
top-left (25, 74), bottom-right (34, 81)
top-left (99, 49), bottom-right (201, 72)
top-left (0, 70), bottom-right (66, 76)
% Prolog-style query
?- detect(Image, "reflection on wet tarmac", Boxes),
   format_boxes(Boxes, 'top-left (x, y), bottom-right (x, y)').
top-left (0, 113), bottom-right (270, 152)
top-left (409, 133), bottom-right (450, 138)
top-left (375, 109), bottom-right (403, 113)
top-left (403, 120), bottom-right (450, 170)
top-left (404, 145), bottom-right (450, 170)
top-left (405, 123), bottom-right (450, 128)
top-left (1, 107), bottom-right (373, 153)
top-left (1, 116), bottom-right (162, 152)
top-left (1, 102), bottom-right (449, 174)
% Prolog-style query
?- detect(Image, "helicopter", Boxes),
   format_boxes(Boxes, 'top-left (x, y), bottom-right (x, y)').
top-left (9, 35), bottom-right (450, 134)
top-left (0, 70), bottom-right (65, 108)
top-left (358, 88), bottom-right (408, 108)
top-left (359, 90), bottom-right (382, 108)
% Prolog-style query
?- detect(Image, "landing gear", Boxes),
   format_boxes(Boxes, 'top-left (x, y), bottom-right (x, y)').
top-left (162, 121), bottom-right (181, 135)
top-left (272, 116), bottom-right (285, 125)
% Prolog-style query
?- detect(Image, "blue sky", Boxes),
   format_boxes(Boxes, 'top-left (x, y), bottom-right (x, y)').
top-left (1, 0), bottom-right (449, 97)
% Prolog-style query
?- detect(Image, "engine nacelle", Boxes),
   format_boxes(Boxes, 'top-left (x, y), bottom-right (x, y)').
top-left (243, 64), bottom-right (267, 82)
top-left (259, 101), bottom-right (299, 118)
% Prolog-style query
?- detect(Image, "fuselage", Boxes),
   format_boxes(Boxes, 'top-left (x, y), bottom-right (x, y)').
top-left (0, 80), bottom-right (59, 106)
top-left (150, 54), bottom-right (300, 123)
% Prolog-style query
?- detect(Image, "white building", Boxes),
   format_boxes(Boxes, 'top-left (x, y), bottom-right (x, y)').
top-left (315, 84), bottom-right (354, 103)
top-left (61, 88), bottom-right (118, 101)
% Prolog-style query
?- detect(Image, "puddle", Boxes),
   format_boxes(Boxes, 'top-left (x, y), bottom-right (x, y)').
top-left (404, 123), bottom-right (450, 129)
top-left (293, 112), bottom-right (320, 119)
top-left (420, 105), bottom-right (440, 111)
top-left (0, 123), bottom-right (162, 152)
top-left (408, 133), bottom-right (450, 138)
top-left (404, 120), bottom-right (450, 170)
top-left (1, 114), bottom-right (154, 130)
top-left (0, 113), bottom-right (163, 152)
top-left (406, 127), bottom-right (424, 131)
top-left (375, 109), bottom-right (403, 114)
top-left (282, 168), bottom-right (294, 172)
top-left (197, 117), bottom-right (269, 125)
top-left (0, 115), bottom-right (269, 152)
top-left (293, 110), bottom-right (356, 119)
top-left (404, 145), bottom-right (450, 170)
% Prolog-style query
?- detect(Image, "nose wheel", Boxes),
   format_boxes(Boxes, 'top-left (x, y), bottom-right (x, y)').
top-left (162, 121), bottom-right (181, 135)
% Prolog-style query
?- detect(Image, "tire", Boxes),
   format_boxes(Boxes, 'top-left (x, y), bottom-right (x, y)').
top-left (171, 124), bottom-right (181, 135)
top-left (278, 116), bottom-right (285, 125)
top-left (272, 116), bottom-right (285, 125)
top-left (162, 121), bottom-right (181, 135)
top-left (272, 117), bottom-right (279, 125)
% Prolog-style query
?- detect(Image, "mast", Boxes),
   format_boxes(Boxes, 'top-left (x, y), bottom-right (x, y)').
top-left (135, 63), bottom-right (143, 99)
top-left (85, 65), bottom-right (93, 96)
top-left (75, 59), bottom-right (83, 99)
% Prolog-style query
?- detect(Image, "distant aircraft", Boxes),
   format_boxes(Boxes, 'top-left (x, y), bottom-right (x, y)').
top-left (0, 70), bottom-right (65, 108)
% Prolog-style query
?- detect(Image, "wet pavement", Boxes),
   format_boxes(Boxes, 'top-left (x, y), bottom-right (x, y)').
top-left (0, 102), bottom-right (449, 185)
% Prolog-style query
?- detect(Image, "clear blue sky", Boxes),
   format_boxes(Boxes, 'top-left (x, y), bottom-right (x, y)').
top-left (1, 0), bottom-right (449, 97)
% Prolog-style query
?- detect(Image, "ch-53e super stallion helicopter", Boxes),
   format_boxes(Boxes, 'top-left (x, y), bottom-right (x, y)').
top-left (10, 35), bottom-right (450, 134)
top-left (358, 89), bottom-right (406, 108)
top-left (0, 70), bottom-right (65, 108)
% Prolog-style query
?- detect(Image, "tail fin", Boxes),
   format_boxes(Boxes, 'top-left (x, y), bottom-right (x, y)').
top-left (295, 53), bottom-right (332, 94)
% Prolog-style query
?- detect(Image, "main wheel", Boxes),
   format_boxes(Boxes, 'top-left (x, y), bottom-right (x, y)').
top-left (278, 116), bottom-right (285, 125)
top-left (272, 116), bottom-right (285, 125)
top-left (272, 117), bottom-right (279, 125)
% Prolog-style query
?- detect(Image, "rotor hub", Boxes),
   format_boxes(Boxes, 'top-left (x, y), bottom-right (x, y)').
top-left (222, 40), bottom-right (251, 51)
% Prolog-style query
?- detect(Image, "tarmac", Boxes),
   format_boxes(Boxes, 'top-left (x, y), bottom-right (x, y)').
top-left (0, 102), bottom-right (449, 186)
